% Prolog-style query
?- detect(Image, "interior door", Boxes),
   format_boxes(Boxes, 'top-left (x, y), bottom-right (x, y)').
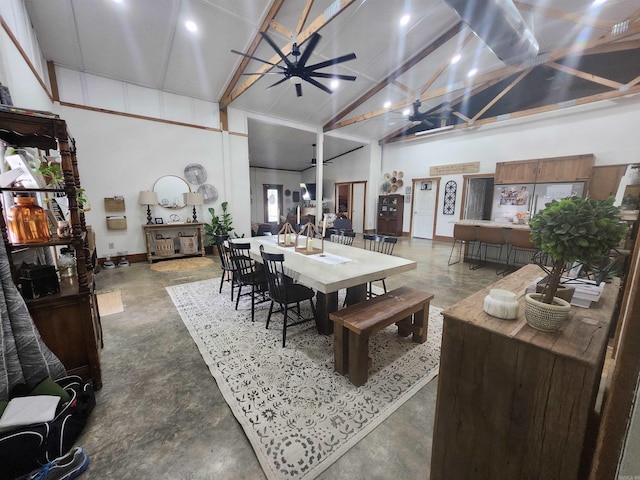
top-left (465, 178), bottom-right (487, 220)
top-left (263, 184), bottom-right (283, 225)
top-left (412, 181), bottom-right (437, 239)
top-left (351, 183), bottom-right (365, 234)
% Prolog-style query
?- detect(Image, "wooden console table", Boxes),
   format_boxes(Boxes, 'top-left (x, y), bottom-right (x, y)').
top-left (431, 264), bottom-right (617, 480)
top-left (142, 223), bottom-right (205, 263)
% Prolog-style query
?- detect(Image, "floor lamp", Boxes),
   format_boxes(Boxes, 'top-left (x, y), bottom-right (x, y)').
top-left (139, 191), bottom-right (157, 225)
top-left (184, 192), bottom-right (204, 222)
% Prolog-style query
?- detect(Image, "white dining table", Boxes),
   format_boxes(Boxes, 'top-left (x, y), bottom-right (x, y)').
top-left (235, 236), bottom-right (417, 334)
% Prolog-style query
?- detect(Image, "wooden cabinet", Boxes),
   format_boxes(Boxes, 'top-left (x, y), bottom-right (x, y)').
top-left (494, 159), bottom-right (538, 184)
top-left (495, 154), bottom-right (595, 184)
top-left (0, 107), bottom-right (102, 389)
top-left (588, 164), bottom-right (628, 200)
top-left (535, 154), bottom-right (594, 182)
top-left (377, 194), bottom-right (403, 236)
top-left (142, 223), bottom-right (205, 263)
top-left (431, 264), bottom-right (616, 480)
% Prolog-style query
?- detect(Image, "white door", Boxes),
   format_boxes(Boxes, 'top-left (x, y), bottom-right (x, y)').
top-left (465, 178), bottom-right (486, 220)
top-left (412, 183), bottom-right (436, 239)
top-left (351, 183), bottom-right (365, 234)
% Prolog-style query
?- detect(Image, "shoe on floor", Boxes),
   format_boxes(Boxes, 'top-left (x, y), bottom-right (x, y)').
top-left (22, 446), bottom-right (90, 480)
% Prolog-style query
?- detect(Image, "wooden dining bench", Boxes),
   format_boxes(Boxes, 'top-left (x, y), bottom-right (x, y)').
top-left (329, 286), bottom-right (435, 386)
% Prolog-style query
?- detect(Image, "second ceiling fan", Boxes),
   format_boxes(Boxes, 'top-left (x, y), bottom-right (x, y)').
top-left (232, 32), bottom-right (357, 97)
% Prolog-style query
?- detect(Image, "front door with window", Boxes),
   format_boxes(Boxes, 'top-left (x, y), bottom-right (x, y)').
top-left (263, 184), bottom-right (283, 226)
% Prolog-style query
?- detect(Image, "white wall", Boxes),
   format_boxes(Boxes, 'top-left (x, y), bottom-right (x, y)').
top-left (382, 93), bottom-right (640, 238)
top-left (250, 167), bottom-right (302, 223)
top-left (0, 1), bottom-right (51, 110)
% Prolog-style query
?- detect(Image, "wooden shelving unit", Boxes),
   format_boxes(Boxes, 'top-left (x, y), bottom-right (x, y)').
top-left (377, 194), bottom-right (403, 236)
top-left (0, 107), bottom-right (102, 389)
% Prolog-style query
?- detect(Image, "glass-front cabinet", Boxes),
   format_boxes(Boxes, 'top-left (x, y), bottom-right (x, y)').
top-left (377, 194), bottom-right (404, 236)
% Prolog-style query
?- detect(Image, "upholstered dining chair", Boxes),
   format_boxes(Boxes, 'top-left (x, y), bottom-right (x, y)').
top-left (214, 234), bottom-right (237, 300)
top-left (229, 242), bottom-right (268, 322)
top-left (448, 224), bottom-right (478, 267)
top-left (259, 245), bottom-right (317, 347)
top-left (362, 234), bottom-right (397, 297)
top-left (330, 230), bottom-right (356, 246)
top-left (505, 228), bottom-right (538, 273)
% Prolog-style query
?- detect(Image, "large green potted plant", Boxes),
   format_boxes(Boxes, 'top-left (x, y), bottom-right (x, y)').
top-left (526, 196), bottom-right (627, 331)
top-left (204, 201), bottom-right (234, 245)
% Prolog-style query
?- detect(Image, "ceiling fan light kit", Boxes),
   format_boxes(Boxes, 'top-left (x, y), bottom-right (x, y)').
top-left (233, 32), bottom-right (357, 97)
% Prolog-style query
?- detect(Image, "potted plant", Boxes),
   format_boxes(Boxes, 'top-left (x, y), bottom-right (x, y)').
top-left (526, 196), bottom-right (627, 331)
top-left (37, 157), bottom-right (64, 187)
top-left (204, 201), bottom-right (234, 245)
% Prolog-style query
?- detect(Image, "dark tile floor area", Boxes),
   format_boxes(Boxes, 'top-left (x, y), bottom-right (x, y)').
top-left (78, 237), bottom-right (500, 479)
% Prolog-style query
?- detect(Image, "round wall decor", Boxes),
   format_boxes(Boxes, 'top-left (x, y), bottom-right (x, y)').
top-left (197, 184), bottom-right (219, 204)
top-left (285, 189), bottom-right (291, 197)
top-left (184, 163), bottom-right (207, 185)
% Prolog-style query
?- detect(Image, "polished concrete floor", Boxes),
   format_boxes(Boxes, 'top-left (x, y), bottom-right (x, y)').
top-left (78, 237), bottom-right (501, 479)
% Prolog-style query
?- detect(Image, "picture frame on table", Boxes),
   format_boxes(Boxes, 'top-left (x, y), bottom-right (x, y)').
top-left (154, 218), bottom-right (163, 224)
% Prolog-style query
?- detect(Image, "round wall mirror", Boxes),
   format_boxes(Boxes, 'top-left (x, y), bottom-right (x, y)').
top-left (153, 175), bottom-right (190, 209)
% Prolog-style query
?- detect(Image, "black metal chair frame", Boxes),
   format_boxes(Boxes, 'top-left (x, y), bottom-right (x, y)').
top-left (229, 242), bottom-right (268, 323)
top-left (362, 234), bottom-right (397, 297)
top-left (260, 245), bottom-right (317, 347)
top-left (448, 224), bottom-right (480, 268)
top-left (214, 235), bottom-right (237, 300)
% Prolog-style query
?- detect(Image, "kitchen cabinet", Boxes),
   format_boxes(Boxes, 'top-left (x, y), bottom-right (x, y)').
top-left (494, 159), bottom-right (538, 184)
top-left (588, 164), bottom-right (628, 200)
top-left (430, 264), bottom-right (616, 480)
top-left (0, 107), bottom-right (102, 389)
top-left (377, 194), bottom-right (403, 236)
top-left (495, 154), bottom-right (595, 184)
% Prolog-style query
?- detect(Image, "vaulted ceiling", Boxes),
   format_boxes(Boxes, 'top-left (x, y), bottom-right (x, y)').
top-left (24, 0), bottom-right (640, 171)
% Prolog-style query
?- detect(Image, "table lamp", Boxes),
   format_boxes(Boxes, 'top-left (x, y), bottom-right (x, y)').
top-left (184, 192), bottom-right (204, 222)
top-left (138, 191), bottom-right (157, 225)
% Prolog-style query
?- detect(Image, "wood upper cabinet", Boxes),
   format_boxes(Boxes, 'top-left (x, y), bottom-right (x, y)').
top-left (588, 164), bottom-right (628, 200)
top-left (495, 154), bottom-right (595, 184)
top-left (535, 154), bottom-right (595, 183)
top-left (494, 160), bottom-right (538, 184)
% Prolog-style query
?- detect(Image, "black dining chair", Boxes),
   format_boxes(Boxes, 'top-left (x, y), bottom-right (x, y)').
top-left (259, 245), bottom-right (317, 347)
top-left (330, 230), bottom-right (356, 246)
top-left (229, 242), bottom-right (268, 322)
top-left (362, 234), bottom-right (397, 297)
top-left (214, 235), bottom-right (238, 300)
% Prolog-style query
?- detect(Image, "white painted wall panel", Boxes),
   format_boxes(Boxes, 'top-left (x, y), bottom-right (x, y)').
top-left (84, 73), bottom-right (126, 112)
top-left (161, 91), bottom-right (192, 125)
top-left (125, 83), bottom-right (161, 119)
top-left (55, 67), bottom-right (85, 105)
top-left (192, 98), bottom-right (218, 129)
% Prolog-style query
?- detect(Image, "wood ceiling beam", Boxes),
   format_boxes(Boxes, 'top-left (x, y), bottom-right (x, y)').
top-left (224, 0), bottom-right (357, 107)
top-left (392, 80), bottom-right (415, 97)
top-left (628, 7), bottom-right (640, 25)
top-left (296, 0), bottom-right (314, 36)
top-left (270, 19), bottom-right (292, 39)
top-left (382, 83), bottom-right (640, 144)
top-left (362, 22), bottom-right (640, 139)
top-left (419, 31), bottom-right (474, 97)
top-left (219, 0), bottom-right (285, 108)
top-left (323, 22), bottom-right (464, 131)
top-left (581, 38), bottom-right (640, 56)
top-left (628, 73), bottom-right (640, 87)
top-left (514, 2), bottom-right (615, 31)
top-left (547, 61), bottom-right (624, 89)
top-left (453, 111), bottom-right (471, 122)
top-left (471, 68), bottom-right (532, 122)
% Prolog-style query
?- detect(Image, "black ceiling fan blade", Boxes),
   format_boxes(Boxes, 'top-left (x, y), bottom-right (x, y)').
top-left (295, 83), bottom-right (303, 97)
top-left (260, 32), bottom-right (294, 67)
top-left (267, 77), bottom-right (289, 89)
top-left (306, 53), bottom-right (357, 71)
top-left (230, 49), bottom-right (285, 69)
top-left (307, 72), bottom-right (356, 81)
top-left (297, 33), bottom-right (321, 67)
top-left (301, 75), bottom-right (333, 94)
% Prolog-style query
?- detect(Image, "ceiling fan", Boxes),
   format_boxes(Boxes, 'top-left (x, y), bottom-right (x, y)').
top-left (310, 144), bottom-right (331, 166)
top-left (232, 32), bottom-right (357, 97)
top-left (403, 100), bottom-right (453, 127)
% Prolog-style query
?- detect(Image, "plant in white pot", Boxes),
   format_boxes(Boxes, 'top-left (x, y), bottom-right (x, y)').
top-left (526, 196), bottom-right (627, 332)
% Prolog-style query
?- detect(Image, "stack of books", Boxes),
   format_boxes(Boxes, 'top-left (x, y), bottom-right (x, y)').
top-left (526, 276), bottom-right (606, 308)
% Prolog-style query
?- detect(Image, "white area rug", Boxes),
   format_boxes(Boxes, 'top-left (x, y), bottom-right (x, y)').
top-left (167, 279), bottom-right (443, 480)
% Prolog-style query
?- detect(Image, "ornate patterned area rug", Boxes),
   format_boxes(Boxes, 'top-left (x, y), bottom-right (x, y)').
top-left (166, 279), bottom-right (443, 480)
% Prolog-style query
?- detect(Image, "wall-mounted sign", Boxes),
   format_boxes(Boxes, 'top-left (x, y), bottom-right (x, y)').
top-left (429, 162), bottom-right (480, 176)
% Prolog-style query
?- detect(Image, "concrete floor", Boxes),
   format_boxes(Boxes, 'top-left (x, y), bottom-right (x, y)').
top-left (78, 237), bottom-right (500, 479)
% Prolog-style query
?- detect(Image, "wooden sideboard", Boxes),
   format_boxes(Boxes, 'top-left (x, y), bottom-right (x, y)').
top-left (431, 264), bottom-right (617, 480)
top-left (142, 223), bottom-right (205, 263)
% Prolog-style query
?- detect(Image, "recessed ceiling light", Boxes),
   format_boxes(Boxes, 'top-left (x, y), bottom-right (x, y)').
top-left (384, 101), bottom-right (391, 109)
top-left (400, 14), bottom-right (410, 26)
top-left (467, 68), bottom-right (478, 77)
top-left (451, 54), bottom-right (461, 65)
top-left (592, 0), bottom-right (607, 5)
top-left (330, 79), bottom-right (340, 89)
top-left (402, 108), bottom-right (411, 116)
top-left (112, 0), bottom-right (124, 3)
top-left (185, 20), bottom-right (198, 33)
